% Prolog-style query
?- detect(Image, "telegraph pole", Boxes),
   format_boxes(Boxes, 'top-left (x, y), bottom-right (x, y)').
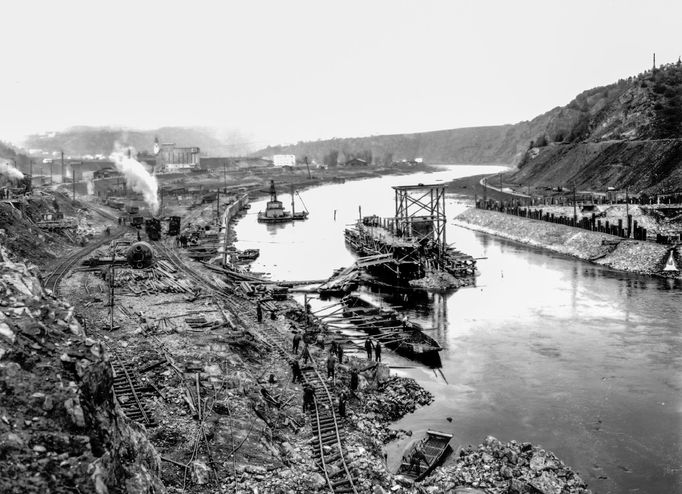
top-left (304, 156), bottom-right (311, 180)
top-left (61, 151), bottom-right (64, 183)
top-left (572, 182), bottom-right (577, 223)
top-left (72, 164), bottom-right (76, 202)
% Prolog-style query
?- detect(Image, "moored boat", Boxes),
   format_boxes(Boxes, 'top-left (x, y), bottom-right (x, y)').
top-left (337, 294), bottom-right (442, 363)
top-left (396, 430), bottom-right (453, 482)
top-left (258, 180), bottom-right (309, 223)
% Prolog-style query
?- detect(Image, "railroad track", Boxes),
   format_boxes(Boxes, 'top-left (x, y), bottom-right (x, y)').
top-left (157, 242), bottom-right (356, 492)
top-left (301, 365), bottom-right (357, 493)
top-left (111, 352), bottom-right (157, 426)
top-left (260, 328), bottom-right (357, 493)
top-left (43, 229), bottom-right (125, 295)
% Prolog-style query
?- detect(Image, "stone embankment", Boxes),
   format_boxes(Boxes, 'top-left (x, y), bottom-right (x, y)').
top-left (454, 208), bottom-right (679, 276)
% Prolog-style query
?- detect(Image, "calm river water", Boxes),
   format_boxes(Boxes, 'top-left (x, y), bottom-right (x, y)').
top-left (234, 165), bottom-right (682, 494)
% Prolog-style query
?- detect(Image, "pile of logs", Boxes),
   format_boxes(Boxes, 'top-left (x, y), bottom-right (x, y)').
top-left (113, 265), bottom-right (197, 296)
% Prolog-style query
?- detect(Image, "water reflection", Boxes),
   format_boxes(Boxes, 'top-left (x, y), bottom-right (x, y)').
top-left (233, 166), bottom-right (681, 494)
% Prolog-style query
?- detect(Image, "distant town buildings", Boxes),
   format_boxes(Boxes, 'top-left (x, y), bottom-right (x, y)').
top-left (272, 154), bottom-right (296, 167)
top-left (154, 138), bottom-right (200, 172)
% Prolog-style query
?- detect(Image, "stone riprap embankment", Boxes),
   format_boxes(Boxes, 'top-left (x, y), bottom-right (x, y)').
top-left (454, 209), bottom-right (678, 276)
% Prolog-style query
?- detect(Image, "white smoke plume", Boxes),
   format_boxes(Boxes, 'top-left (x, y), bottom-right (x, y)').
top-left (109, 146), bottom-right (159, 214)
top-left (86, 179), bottom-right (95, 195)
top-left (0, 160), bottom-right (25, 180)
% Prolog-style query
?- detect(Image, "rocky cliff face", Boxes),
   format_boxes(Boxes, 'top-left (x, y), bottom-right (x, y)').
top-left (0, 247), bottom-right (165, 494)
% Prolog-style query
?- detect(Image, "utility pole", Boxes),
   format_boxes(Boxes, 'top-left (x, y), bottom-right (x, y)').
top-left (109, 242), bottom-right (116, 331)
top-left (72, 163), bottom-right (76, 202)
top-left (304, 156), bottom-right (311, 180)
top-left (216, 188), bottom-right (220, 225)
top-left (572, 182), bottom-right (577, 223)
top-left (61, 151), bottom-right (64, 183)
top-left (625, 187), bottom-right (630, 238)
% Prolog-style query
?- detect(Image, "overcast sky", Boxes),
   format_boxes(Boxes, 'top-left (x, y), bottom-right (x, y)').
top-left (1, 0), bottom-right (680, 148)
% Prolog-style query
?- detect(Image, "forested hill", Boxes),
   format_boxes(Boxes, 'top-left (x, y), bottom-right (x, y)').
top-left (257, 62), bottom-right (682, 192)
top-left (258, 125), bottom-right (519, 166)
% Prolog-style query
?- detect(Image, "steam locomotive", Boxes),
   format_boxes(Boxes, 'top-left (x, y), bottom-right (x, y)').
top-left (144, 218), bottom-right (162, 241)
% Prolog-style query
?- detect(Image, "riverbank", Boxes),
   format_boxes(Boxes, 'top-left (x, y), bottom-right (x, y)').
top-left (454, 208), bottom-right (679, 276)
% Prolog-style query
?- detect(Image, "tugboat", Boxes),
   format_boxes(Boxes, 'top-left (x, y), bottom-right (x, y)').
top-left (258, 180), bottom-right (309, 223)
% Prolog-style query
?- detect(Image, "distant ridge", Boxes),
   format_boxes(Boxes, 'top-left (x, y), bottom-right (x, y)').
top-left (256, 62), bottom-right (682, 193)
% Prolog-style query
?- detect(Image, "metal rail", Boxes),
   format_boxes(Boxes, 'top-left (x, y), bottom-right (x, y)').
top-left (157, 241), bottom-right (356, 493)
top-left (110, 351), bottom-right (156, 426)
top-left (43, 229), bottom-right (124, 294)
top-left (302, 366), bottom-right (357, 494)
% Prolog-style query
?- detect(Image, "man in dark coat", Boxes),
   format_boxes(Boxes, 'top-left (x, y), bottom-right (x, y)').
top-left (291, 359), bottom-right (303, 383)
top-left (375, 341), bottom-right (382, 362)
top-left (350, 368), bottom-right (359, 392)
top-left (292, 332), bottom-right (301, 354)
top-left (256, 302), bottom-right (263, 323)
top-left (337, 342), bottom-right (344, 364)
top-left (364, 338), bottom-right (373, 361)
top-left (338, 391), bottom-right (347, 418)
top-left (303, 384), bottom-right (315, 413)
top-left (301, 342), bottom-right (311, 365)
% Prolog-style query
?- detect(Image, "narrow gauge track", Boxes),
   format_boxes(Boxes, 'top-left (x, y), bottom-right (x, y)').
top-left (301, 365), bottom-right (357, 494)
top-left (43, 229), bottom-right (125, 295)
top-left (156, 242), bottom-right (252, 321)
top-left (110, 352), bottom-right (157, 426)
top-left (157, 242), bottom-right (357, 493)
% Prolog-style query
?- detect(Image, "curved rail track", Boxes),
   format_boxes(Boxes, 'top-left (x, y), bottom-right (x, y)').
top-left (43, 229), bottom-right (124, 295)
top-left (157, 242), bottom-right (357, 493)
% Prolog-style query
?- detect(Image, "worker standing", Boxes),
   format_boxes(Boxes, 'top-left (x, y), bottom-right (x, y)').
top-left (291, 359), bottom-right (303, 383)
top-left (338, 391), bottom-right (347, 418)
top-left (303, 384), bottom-right (315, 413)
top-left (256, 302), bottom-right (263, 323)
top-left (375, 340), bottom-right (382, 362)
top-left (364, 338), bottom-right (373, 361)
top-left (326, 353), bottom-right (337, 381)
top-left (337, 342), bottom-right (344, 364)
top-left (350, 368), bottom-right (359, 392)
top-left (292, 332), bottom-right (302, 354)
top-left (301, 342), bottom-right (311, 365)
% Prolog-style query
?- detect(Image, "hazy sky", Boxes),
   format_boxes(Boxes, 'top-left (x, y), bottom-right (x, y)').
top-left (1, 0), bottom-right (680, 148)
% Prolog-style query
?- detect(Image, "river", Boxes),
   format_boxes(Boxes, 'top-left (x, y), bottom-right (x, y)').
top-left (233, 165), bottom-right (682, 494)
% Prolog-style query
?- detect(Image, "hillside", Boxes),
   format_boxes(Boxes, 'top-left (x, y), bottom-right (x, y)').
top-left (508, 62), bottom-right (682, 193)
top-left (257, 62), bottom-right (682, 192)
top-left (258, 125), bottom-right (520, 166)
top-left (23, 126), bottom-right (250, 157)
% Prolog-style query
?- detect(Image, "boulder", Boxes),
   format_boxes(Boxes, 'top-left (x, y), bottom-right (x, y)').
top-left (191, 460), bottom-right (211, 485)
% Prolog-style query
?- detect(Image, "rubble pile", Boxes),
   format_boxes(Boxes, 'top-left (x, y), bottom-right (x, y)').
top-left (362, 376), bottom-right (434, 421)
top-left (0, 246), bottom-right (165, 493)
top-left (423, 436), bottom-right (591, 494)
top-left (409, 269), bottom-right (473, 290)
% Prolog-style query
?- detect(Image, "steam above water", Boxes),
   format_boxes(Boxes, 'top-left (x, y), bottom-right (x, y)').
top-left (0, 160), bottom-right (25, 180)
top-left (109, 148), bottom-right (159, 214)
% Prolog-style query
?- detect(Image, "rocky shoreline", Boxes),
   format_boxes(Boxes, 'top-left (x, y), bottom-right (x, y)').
top-left (454, 208), bottom-right (679, 277)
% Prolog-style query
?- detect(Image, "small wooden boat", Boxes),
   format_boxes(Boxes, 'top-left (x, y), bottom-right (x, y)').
top-left (396, 430), bottom-right (453, 482)
top-left (235, 249), bottom-right (260, 261)
top-left (338, 295), bottom-right (442, 363)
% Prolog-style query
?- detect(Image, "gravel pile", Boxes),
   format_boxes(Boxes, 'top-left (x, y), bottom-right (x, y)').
top-left (423, 436), bottom-right (591, 494)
